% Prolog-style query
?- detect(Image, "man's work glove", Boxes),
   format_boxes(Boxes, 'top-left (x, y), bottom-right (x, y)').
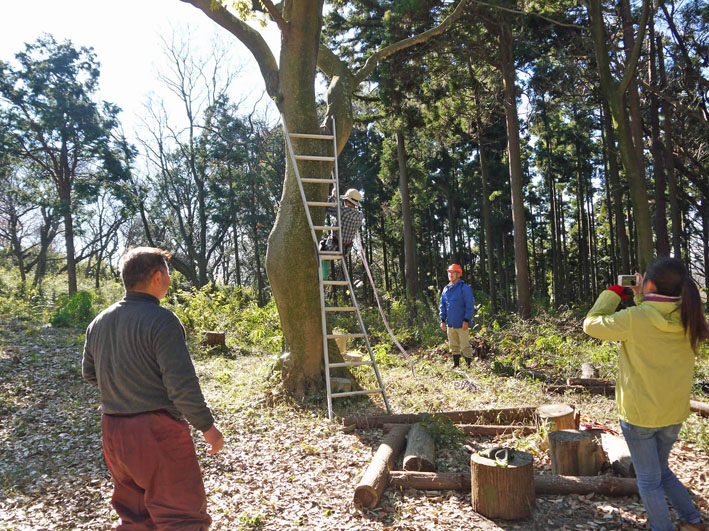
top-left (607, 285), bottom-right (632, 300)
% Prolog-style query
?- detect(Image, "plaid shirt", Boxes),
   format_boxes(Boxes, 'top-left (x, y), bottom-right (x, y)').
top-left (325, 200), bottom-right (363, 250)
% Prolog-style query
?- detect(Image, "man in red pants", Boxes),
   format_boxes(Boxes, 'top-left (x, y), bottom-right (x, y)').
top-left (83, 247), bottom-right (223, 530)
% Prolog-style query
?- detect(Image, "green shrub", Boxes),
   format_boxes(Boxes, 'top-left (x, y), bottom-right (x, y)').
top-left (50, 291), bottom-right (96, 329)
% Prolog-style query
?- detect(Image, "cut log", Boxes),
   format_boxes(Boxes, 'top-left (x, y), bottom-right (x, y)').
top-left (343, 406), bottom-right (538, 428)
top-left (546, 384), bottom-right (615, 397)
top-left (601, 433), bottom-right (635, 478)
top-left (403, 423), bottom-right (435, 472)
top-left (567, 377), bottom-right (616, 386)
top-left (353, 424), bottom-right (410, 508)
top-left (388, 471), bottom-right (638, 496)
top-left (202, 331), bottom-right (225, 346)
top-left (549, 429), bottom-right (604, 476)
top-left (457, 424), bottom-right (537, 436)
top-left (580, 362), bottom-right (599, 379)
top-left (536, 404), bottom-right (578, 432)
top-left (690, 400), bottom-right (709, 417)
top-left (470, 450), bottom-right (535, 519)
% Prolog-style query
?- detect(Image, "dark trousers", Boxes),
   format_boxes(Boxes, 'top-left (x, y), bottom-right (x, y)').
top-left (102, 410), bottom-right (211, 530)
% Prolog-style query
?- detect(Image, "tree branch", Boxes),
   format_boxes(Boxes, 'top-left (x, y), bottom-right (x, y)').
top-left (471, 0), bottom-right (585, 29)
top-left (178, 0), bottom-right (280, 101)
top-left (619, 0), bottom-right (651, 94)
top-left (353, 0), bottom-right (469, 85)
top-left (637, 78), bottom-right (709, 131)
top-left (260, 0), bottom-right (288, 33)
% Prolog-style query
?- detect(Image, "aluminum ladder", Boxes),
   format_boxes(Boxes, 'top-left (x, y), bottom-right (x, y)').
top-left (282, 116), bottom-right (391, 421)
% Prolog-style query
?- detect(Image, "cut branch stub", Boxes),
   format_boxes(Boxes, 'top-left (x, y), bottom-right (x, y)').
top-left (470, 450), bottom-right (535, 519)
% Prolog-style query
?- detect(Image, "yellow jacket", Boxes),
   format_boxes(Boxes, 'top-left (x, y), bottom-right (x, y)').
top-left (583, 290), bottom-right (695, 427)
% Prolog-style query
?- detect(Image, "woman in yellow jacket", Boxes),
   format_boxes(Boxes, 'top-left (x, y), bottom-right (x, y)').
top-left (584, 257), bottom-right (708, 531)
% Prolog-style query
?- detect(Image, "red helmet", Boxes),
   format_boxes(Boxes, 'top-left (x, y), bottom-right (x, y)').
top-left (446, 264), bottom-right (462, 274)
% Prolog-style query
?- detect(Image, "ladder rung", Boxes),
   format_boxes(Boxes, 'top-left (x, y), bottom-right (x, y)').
top-left (329, 361), bottom-right (375, 368)
top-left (289, 132), bottom-right (335, 140)
top-left (307, 201), bottom-right (335, 207)
top-left (313, 226), bottom-right (339, 231)
top-left (325, 307), bottom-right (356, 312)
top-left (320, 250), bottom-right (342, 255)
top-left (320, 255), bottom-right (343, 261)
top-left (323, 280), bottom-right (348, 286)
top-left (301, 178), bottom-right (336, 184)
top-left (295, 155), bottom-right (336, 162)
top-left (331, 389), bottom-right (383, 398)
top-left (327, 333), bottom-right (365, 339)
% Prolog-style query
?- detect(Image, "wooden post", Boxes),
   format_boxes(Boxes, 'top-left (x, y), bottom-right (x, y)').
top-left (202, 331), bottom-right (225, 346)
top-left (343, 406), bottom-right (538, 428)
top-left (536, 404), bottom-right (578, 432)
top-left (388, 471), bottom-right (638, 496)
top-left (549, 429), bottom-right (604, 476)
top-left (470, 450), bottom-right (535, 519)
top-left (353, 424), bottom-right (410, 508)
top-left (457, 424), bottom-right (537, 436)
top-left (580, 362), bottom-right (599, 378)
top-left (690, 400), bottom-right (709, 417)
top-left (403, 423), bottom-right (435, 472)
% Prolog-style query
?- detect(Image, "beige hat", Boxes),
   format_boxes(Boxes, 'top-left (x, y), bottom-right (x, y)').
top-left (340, 188), bottom-right (362, 205)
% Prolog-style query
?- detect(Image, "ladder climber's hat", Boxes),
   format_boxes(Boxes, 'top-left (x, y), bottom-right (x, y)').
top-left (340, 188), bottom-right (362, 205)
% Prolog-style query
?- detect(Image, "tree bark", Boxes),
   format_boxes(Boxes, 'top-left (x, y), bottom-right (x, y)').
top-left (396, 126), bottom-right (417, 304)
top-left (471, 450), bottom-right (535, 519)
top-left (588, 0), bottom-right (654, 272)
top-left (649, 16), bottom-right (670, 257)
top-left (549, 429), bottom-right (603, 476)
top-left (498, 22), bottom-right (531, 318)
top-left (478, 132), bottom-right (498, 313)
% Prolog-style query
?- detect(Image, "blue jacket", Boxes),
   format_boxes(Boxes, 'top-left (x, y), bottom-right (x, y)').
top-left (440, 280), bottom-right (474, 328)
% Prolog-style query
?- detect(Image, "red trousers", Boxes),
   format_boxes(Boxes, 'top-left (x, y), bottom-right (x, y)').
top-left (101, 410), bottom-right (211, 530)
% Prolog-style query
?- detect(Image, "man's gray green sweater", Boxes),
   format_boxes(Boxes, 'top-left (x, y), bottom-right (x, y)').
top-left (82, 292), bottom-right (214, 432)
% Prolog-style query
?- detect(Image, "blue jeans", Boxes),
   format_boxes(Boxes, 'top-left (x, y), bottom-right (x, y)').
top-left (620, 420), bottom-right (702, 531)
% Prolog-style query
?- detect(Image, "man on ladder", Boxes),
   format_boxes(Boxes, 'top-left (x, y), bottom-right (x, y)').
top-left (321, 187), bottom-right (363, 280)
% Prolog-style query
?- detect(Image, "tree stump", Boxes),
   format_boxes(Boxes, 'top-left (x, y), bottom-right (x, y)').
top-left (549, 429), bottom-right (604, 476)
top-left (471, 450), bottom-right (535, 519)
top-left (202, 331), bottom-right (225, 346)
top-left (581, 362), bottom-right (599, 378)
top-left (403, 423), bottom-right (435, 472)
top-left (536, 404), bottom-right (578, 432)
top-left (354, 424), bottom-right (410, 508)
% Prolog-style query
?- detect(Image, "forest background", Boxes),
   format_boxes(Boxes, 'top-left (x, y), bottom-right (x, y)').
top-left (0, 0), bottom-right (708, 393)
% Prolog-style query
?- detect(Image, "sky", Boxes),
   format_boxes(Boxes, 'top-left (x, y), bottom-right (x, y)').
top-left (0, 0), bottom-right (280, 140)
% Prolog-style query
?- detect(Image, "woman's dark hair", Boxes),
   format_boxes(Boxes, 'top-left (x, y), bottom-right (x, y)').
top-left (118, 247), bottom-right (172, 290)
top-left (644, 257), bottom-right (709, 351)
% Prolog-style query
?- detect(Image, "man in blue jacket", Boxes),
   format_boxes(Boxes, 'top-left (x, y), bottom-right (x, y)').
top-left (440, 264), bottom-right (475, 368)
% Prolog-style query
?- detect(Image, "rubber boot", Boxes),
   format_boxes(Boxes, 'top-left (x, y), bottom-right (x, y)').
top-left (465, 356), bottom-right (472, 367)
top-left (452, 355), bottom-right (460, 368)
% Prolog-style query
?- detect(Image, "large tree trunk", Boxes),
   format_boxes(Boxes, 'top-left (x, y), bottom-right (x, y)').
top-left (396, 127), bottom-right (417, 304)
top-left (478, 136), bottom-right (498, 313)
top-left (648, 15), bottom-right (670, 257)
top-left (58, 176), bottom-right (78, 295)
top-left (498, 22), bottom-right (531, 318)
top-left (602, 101), bottom-right (630, 274)
top-left (265, 1), bottom-right (332, 400)
top-left (588, 0), bottom-right (653, 272)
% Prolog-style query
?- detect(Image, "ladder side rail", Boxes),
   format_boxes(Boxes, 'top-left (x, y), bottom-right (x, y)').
top-left (282, 117), bottom-right (321, 250)
top-left (339, 229), bottom-right (392, 415)
top-left (282, 115), bottom-right (335, 420)
top-left (331, 117), bottom-right (344, 257)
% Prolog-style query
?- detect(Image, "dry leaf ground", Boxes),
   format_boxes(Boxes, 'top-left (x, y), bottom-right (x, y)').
top-left (1, 316), bottom-right (708, 531)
